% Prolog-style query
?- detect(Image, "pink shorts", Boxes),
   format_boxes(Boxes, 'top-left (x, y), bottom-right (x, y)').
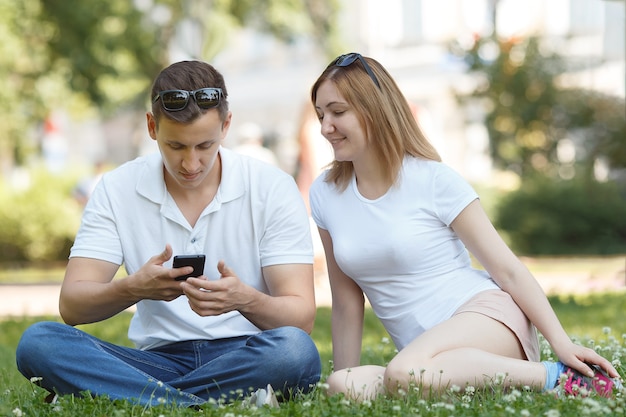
top-left (453, 289), bottom-right (540, 362)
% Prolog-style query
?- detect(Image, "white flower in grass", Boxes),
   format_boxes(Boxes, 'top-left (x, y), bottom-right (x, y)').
top-left (602, 327), bottom-right (611, 335)
top-left (157, 397), bottom-right (166, 404)
top-left (392, 405), bottom-right (401, 411)
top-left (581, 397), bottom-right (601, 410)
top-left (362, 400), bottom-right (372, 408)
top-left (301, 401), bottom-right (312, 408)
top-left (381, 337), bottom-right (390, 344)
top-left (12, 409), bottom-right (23, 417)
top-left (544, 410), bottom-right (560, 417)
top-left (520, 410), bottom-right (531, 417)
top-left (505, 406), bottom-right (515, 413)
top-left (502, 389), bottom-right (521, 402)
top-left (494, 372), bottom-right (506, 385)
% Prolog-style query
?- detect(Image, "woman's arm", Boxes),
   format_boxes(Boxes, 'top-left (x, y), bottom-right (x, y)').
top-left (318, 227), bottom-right (366, 371)
top-left (451, 199), bottom-right (619, 378)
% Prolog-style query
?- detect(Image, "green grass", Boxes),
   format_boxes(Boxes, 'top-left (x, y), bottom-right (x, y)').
top-left (1, 294), bottom-right (626, 416)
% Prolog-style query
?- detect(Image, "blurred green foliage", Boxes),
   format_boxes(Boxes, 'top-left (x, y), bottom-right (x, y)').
top-left (0, 0), bottom-right (341, 169)
top-left (451, 35), bottom-right (626, 181)
top-left (495, 177), bottom-right (626, 255)
top-left (0, 169), bottom-right (82, 264)
top-left (0, 0), bottom-right (342, 265)
top-left (451, 34), bottom-right (626, 255)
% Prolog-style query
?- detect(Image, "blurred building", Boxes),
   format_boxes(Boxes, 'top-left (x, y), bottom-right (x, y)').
top-left (209, 0), bottom-right (624, 182)
top-left (66, 0), bottom-right (625, 182)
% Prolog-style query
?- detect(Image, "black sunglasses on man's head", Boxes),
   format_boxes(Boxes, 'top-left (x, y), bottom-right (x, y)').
top-left (152, 87), bottom-right (223, 112)
top-left (331, 53), bottom-right (381, 89)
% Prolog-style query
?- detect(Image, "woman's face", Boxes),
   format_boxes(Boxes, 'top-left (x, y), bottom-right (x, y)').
top-left (314, 80), bottom-right (370, 164)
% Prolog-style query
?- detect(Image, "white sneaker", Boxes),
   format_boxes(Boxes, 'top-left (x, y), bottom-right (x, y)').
top-left (246, 384), bottom-right (279, 408)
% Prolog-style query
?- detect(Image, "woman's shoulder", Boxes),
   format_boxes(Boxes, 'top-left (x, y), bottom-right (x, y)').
top-left (404, 156), bottom-right (445, 170)
top-left (402, 156), bottom-right (452, 179)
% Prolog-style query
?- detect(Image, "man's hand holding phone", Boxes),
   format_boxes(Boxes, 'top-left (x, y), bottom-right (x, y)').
top-left (173, 254), bottom-right (206, 281)
top-left (180, 260), bottom-right (252, 318)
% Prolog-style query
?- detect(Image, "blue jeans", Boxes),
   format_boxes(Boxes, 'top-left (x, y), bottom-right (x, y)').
top-left (16, 321), bottom-right (321, 407)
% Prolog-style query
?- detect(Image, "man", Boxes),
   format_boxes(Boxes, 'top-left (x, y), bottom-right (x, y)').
top-left (16, 60), bottom-right (321, 407)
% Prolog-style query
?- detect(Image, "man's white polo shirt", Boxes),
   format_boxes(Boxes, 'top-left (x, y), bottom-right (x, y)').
top-left (70, 147), bottom-right (313, 349)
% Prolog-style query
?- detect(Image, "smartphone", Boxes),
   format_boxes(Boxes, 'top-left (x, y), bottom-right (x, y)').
top-left (173, 254), bottom-right (206, 281)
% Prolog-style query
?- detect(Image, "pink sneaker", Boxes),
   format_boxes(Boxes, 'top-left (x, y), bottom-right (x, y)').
top-left (558, 363), bottom-right (622, 398)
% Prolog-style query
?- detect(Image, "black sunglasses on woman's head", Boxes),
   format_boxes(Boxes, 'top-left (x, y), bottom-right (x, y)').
top-left (330, 53), bottom-right (381, 89)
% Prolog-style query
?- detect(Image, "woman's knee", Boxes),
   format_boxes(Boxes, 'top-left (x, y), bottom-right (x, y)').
top-left (384, 358), bottom-right (420, 393)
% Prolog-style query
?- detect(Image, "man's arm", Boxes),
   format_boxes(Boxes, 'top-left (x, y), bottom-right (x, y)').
top-left (60, 245), bottom-right (187, 326)
top-left (181, 261), bottom-right (316, 333)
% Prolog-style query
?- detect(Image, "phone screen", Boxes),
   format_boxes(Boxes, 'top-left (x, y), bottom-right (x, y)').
top-left (173, 255), bottom-right (206, 281)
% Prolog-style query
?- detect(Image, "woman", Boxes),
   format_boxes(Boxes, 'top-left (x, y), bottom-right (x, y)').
top-left (309, 52), bottom-right (622, 400)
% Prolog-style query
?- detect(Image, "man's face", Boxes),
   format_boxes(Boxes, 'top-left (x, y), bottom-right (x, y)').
top-left (147, 110), bottom-right (231, 193)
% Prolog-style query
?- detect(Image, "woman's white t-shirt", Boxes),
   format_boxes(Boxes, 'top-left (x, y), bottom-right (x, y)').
top-left (310, 157), bottom-right (499, 350)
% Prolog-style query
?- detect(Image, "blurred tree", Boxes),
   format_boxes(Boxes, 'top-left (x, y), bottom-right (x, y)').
top-left (451, 35), bottom-right (626, 182)
top-left (0, 0), bottom-right (341, 170)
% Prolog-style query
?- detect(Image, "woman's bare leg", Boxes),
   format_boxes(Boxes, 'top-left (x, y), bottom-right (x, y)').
top-left (326, 313), bottom-right (547, 400)
top-left (326, 365), bottom-right (386, 399)
top-left (384, 312), bottom-right (545, 394)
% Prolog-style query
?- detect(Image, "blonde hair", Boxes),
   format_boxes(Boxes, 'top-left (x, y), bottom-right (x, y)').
top-left (311, 55), bottom-right (441, 190)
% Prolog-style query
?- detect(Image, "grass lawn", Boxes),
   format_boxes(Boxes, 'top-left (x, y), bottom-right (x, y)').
top-left (1, 293), bottom-right (625, 416)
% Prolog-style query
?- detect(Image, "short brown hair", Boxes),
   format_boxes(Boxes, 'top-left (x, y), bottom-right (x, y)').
top-left (150, 60), bottom-right (229, 125)
top-left (311, 54), bottom-right (440, 191)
